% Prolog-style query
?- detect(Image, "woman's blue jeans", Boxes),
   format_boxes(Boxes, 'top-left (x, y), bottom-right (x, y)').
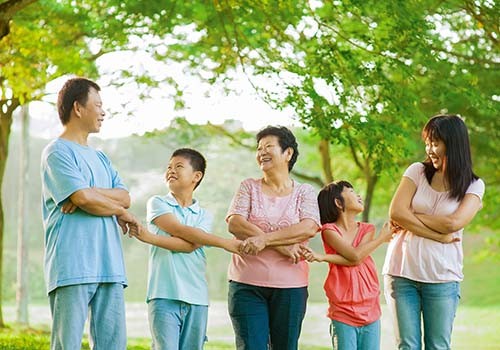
top-left (384, 275), bottom-right (460, 350)
top-left (228, 281), bottom-right (308, 350)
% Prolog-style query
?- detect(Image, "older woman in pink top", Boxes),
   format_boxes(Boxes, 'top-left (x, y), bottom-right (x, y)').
top-left (226, 126), bottom-right (320, 350)
top-left (383, 115), bottom-right (485, 350)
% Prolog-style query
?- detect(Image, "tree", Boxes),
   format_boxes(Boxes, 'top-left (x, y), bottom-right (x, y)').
top-left (139, 0), bottom-right (498, 221)
top-left (16, 104), bottom-right (29, 325)
top-left (0, 0), bottom-right (184, 327)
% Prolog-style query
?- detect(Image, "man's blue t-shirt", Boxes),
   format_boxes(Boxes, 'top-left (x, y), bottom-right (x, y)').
top-left (146, 193), bottom-right (212, 306)
top-left (41, 138), bottom-right (127, 294)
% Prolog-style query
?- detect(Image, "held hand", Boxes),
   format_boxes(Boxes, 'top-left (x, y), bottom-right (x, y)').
top-left (299, 245), bottom-right (321, 262)
top-left (225, 239), bottom-right (243, 255)
top-left (240, 236), bottom-right (267, 255)
top-left (439, 233), bottom-right (461, 244)
top-left (117, 211), bottom-right (139, 236)
top-left (131, 224), bottom-right (149, 243)
top-left (390, 220), bottom-right (405, 234)
top-left (61, 199), bottom-right (78, 214)
top-left (379, 221), bottom-right (393, 242)
top-left (273, 244), bottom-right (302, 264)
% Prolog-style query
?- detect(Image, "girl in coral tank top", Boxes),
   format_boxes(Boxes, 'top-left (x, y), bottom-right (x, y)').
top-left (302, 180), bottom-right (392, 350)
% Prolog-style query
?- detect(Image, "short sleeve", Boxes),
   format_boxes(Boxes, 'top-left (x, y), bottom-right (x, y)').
top-left (98, 151), bottom-right (127, 190)
top-left (42, 149), bottom-right (88, 206)
top-left (146, 196), bottom-right (174, 223)
top-left (226, 179), bottom-right (253, 221)
top-left (197, 210), bottom-right (213, 233)
top-left (466, 178), bottom-right (485, 206)
top-left (298, 184), bottom-right (321, 226)
top-left (402, 162), bottom-right (424, 186)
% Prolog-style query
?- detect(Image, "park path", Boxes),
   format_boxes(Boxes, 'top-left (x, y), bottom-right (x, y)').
top-left (4, 301), bottom-right (396, 348)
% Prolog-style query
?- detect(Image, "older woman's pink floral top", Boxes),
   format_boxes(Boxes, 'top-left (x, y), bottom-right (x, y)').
top-left (226, 178), bottom-right (320, 288)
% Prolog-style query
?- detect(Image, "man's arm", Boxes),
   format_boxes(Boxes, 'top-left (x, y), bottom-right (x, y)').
top-left (62, 188), bottom-right (130, 213)
top-left (68, 188), bottom-right (128, 217)
top-left (153, 213), bottom-right (241, 254)
top-left (390, 177), bottom-right (459, 243)
top-left (415, 193), bottom-right (482, 233)
top-left (94, 188), bottom-right (130, 208)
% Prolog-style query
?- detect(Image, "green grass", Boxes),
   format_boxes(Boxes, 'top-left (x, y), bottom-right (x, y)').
top-left (1, 305), bottom-right (499, 350)
top-left (0, 330), bottom-right (329, 350)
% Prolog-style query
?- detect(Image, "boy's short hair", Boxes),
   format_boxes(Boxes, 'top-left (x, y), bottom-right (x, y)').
top-left (171, 148), bottom-right (206, 189)
top-left (57, 77), bottom-right (101, 125)
top-left (317, 180), bottom-right (353, 225)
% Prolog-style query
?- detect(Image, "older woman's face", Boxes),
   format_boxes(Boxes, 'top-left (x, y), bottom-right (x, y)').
top-left (256, 135), bottom-right (291, 172)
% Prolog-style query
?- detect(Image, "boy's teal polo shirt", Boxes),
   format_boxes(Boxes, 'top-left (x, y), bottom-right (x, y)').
top-left (146, 193), bottom-right (213, 306)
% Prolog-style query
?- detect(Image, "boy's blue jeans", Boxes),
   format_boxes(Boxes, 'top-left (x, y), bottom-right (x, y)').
top-left (331, 319), bottom-right (381, 350)
top-left (148, 298), bottom-right (208, 350)
top-left (48, 283), bottom-right (126, 350)
top-left (384, 275), bottom-right (460, 350)
top-left (228, 281), bottom-right (308, 350)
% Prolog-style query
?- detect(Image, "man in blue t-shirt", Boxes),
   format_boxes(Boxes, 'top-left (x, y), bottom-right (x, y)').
top-left (41, 77), bottom-right (138, 350)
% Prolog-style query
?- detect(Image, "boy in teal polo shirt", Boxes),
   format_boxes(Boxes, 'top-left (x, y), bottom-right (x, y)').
top-left (132, 148), bottom-right (241, 350)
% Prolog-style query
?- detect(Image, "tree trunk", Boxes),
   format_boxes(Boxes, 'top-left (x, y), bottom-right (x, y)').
top-left (0, 100), bottom-right (17, 328)
top-left (16, 104), bottom-right (29, 325)
top-left (363, 173), bottom-right (379, 222)
top-left (319, 139), bottom-right (333, 184)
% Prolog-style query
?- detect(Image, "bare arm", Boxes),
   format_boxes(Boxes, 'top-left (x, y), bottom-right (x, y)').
top-left (240, 218), bottom-right (319, 255)
top-left (389, 177), bottom-right (459, 243)
top-left (154, 213), bottom-right (241, 254)
top-left (69, 188), bottom-right (128, 217)
top-left (415, 194), bottom-right (482, 233)
top-left (227, 215), bottom-right (306, 260)
top-left (94, 188), bottom-right (131, 208)
top-left (131, 224), bottom-right (199, 253)
top-left (227, 214), bottom-right (264, 240)
top-left (301, 245), bottom-right (357, 266)
top-left (321, 222), bottom-right (392, 265)
top-left (265, 218), bottom-right (319, 246)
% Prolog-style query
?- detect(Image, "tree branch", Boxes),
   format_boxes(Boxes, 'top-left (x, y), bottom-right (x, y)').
top-left (0, 0), bottom-right (37, 39)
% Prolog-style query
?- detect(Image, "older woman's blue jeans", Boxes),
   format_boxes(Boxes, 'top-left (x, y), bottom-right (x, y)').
top-left (228, 281), bottom-right (308, 350)
top-left (384, 275), bottom-right (460, 350)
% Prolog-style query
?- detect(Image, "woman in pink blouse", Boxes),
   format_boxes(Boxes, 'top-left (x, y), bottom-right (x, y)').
top-left (383, 115), bottom-right (485, 350)
top-left (225, 126), bottom-right (321, 350)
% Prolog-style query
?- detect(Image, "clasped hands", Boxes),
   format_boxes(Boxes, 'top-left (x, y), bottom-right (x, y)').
top-left (239, 236), bottom-right (307, 264)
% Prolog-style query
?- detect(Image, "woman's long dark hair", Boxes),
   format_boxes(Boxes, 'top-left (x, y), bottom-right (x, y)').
top-left (422, 114), bottom-right (478, 201)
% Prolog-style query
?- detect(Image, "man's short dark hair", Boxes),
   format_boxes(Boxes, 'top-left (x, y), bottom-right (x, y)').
top-left (57, 77), bottom-right (101, 125)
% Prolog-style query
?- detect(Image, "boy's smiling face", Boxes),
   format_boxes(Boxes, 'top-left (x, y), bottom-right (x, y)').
top-left (165, 155), bottom-right (202, 192)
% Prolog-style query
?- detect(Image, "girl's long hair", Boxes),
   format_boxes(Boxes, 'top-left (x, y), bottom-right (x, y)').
top-left (422, 114), bottom-right (478, 201)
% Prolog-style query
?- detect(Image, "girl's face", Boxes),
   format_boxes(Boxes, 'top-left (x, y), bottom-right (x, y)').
top-left (425, 138), bottom-right (447, 171)
top-left (339, 187), bottom-right (364, 213)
